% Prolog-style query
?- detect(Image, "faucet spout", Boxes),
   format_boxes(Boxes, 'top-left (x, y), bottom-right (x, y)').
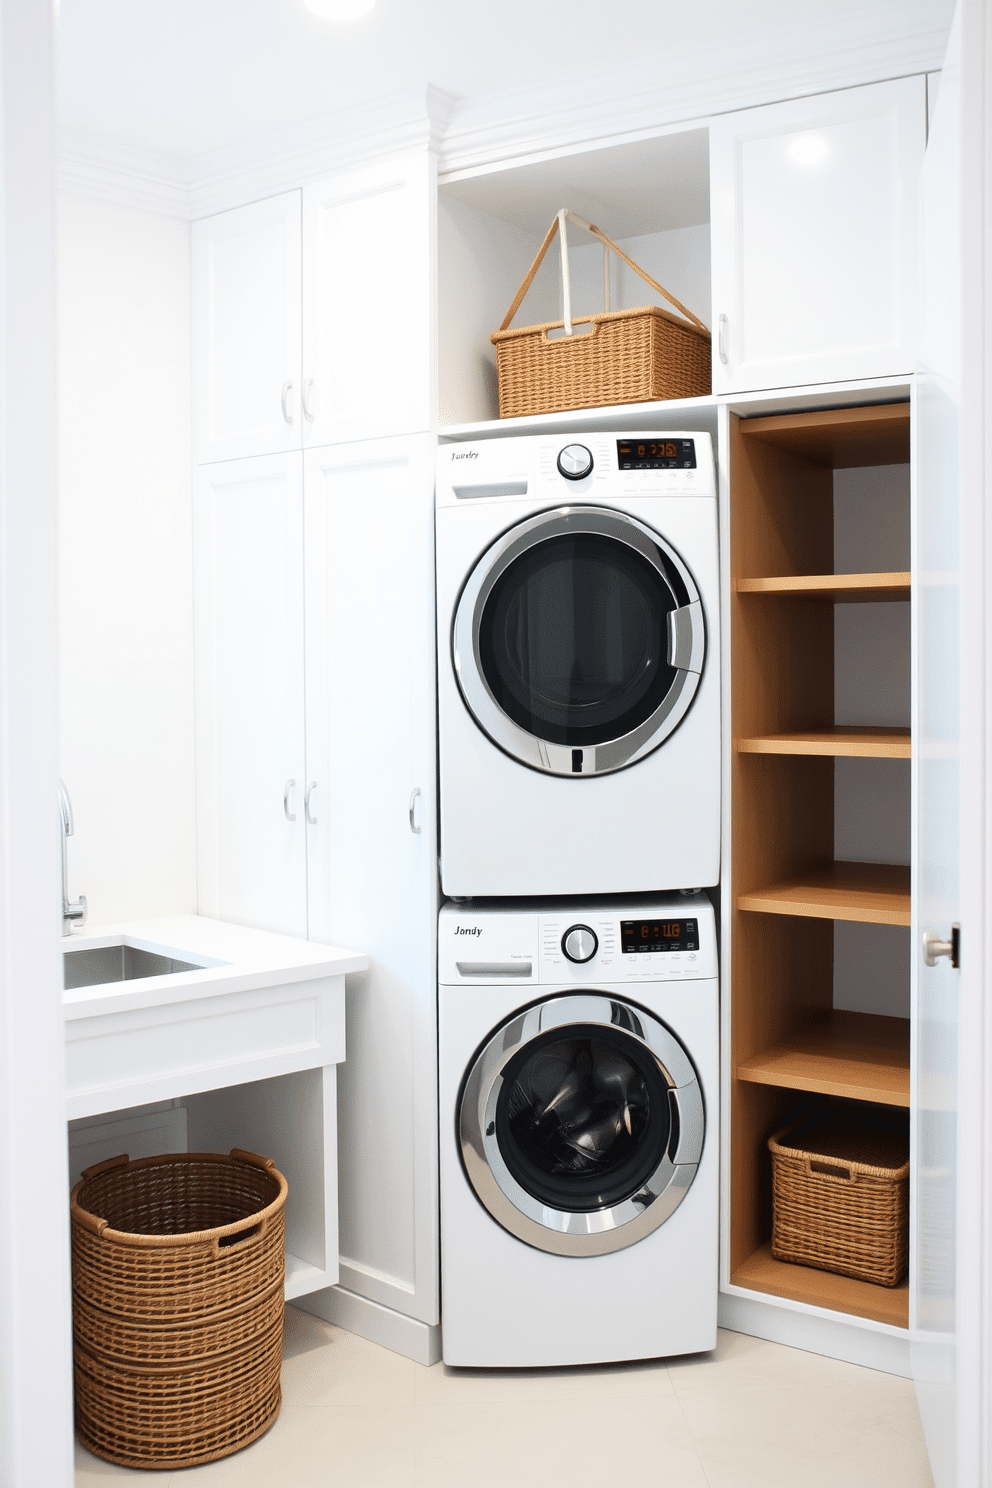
top-left (59, 779), bottom-right (87, 933)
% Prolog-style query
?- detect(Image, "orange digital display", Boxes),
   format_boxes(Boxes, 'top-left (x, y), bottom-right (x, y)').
top-left (617, 438), bottom-right (696, 471)
top-left (621, 918), bottom-right (699, 954)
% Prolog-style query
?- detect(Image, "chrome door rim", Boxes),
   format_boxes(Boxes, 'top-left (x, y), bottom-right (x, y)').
top-left (452, 506), bottom-right (706, 777)
top-left (459, 993), bottom-right (705, 1257)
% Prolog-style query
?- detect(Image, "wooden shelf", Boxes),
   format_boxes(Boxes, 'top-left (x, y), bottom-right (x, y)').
top-left (731, 1243), bottom-right (909, 1329)
top-left (738, 861), bottom-right (911, 926)
top-left (738, 402), bottom-right (911, 468)
top-left (736, 572), bottom-right (910, 601)
top-left (737, 727), bottom-right (911, 759)
top-left (738, 1010), bottom-right (910, 1106)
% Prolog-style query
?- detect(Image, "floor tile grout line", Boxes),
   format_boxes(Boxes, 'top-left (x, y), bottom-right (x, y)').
top-left (664, 1361), bottom-right (716, 1488)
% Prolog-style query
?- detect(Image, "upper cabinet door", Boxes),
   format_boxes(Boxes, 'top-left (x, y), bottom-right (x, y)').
top-left (710, 77), bottom-right (926, 394)
top-left (193, 192), bottom-right (302, 463)
top-left (302, 153), bottom-right (434, 446)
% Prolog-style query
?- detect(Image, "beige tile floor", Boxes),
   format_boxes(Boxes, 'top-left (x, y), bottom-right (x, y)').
top-left (75, 1304), bottom-right (935, 1488)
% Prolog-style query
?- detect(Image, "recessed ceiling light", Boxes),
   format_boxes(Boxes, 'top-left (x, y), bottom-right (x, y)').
top-left (303, 0), bottom-right (375, 18)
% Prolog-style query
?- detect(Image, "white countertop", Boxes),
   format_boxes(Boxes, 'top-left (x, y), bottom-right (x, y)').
top-left (62, 914), bottom-right (368, 1021)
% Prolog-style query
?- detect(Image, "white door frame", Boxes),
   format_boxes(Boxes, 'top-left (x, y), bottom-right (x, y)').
top-left (0, 1), bottom-right (74, 1485)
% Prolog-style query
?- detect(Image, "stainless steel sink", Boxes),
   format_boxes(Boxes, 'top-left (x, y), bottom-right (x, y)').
top-left (63, 942), bottom-right (206, 991)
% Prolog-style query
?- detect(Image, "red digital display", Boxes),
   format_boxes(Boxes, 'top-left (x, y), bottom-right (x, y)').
top-left (617, 438), bottom-right (696, 470)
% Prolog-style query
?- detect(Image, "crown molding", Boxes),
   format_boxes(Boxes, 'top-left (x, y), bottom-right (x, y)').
top-left (437, 10), bottom-right (950, 177)
top-left (58, 130), bottom-right (190, 217)
top-left (57, 2), bottom-right (949, 220)
top-left (186, 84), bottom-right (455, 218)
top-left (58, 86), bottom-right (456, 220)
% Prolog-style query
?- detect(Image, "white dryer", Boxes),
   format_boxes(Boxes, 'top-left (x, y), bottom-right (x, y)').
top-left (436, 431), bottom-right (720, 898)
top-left (439, 894), bottom-right (718, 1368)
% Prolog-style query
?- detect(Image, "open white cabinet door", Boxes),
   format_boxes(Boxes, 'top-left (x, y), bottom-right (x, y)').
top-left (912, 3), bottom-right (991, 1485)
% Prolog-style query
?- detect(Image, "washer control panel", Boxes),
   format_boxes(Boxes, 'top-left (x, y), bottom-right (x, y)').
top-left (439, 896), bottom-right (717, 984)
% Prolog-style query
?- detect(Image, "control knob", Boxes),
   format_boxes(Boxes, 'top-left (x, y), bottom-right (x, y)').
top-left (562, 924), bottom-right (598, 963)
top-left (557, 444), bottom-right (594, 481)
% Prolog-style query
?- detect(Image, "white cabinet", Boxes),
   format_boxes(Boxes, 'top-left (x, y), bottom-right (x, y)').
top-left (193, 153), bottom-right (434, 463)
top-left (193, 193), bottom-right (302, 464)
top-left (193, 434), bottom-right (440, 1343)
top-left (709, 76), bottom-right (926, 394)
top-left (193, 452), bottom-right (308, 937)
top-left (302, 154), bottom-right (435, 446)
top-left (302, 435), bottom-right (438, 1330)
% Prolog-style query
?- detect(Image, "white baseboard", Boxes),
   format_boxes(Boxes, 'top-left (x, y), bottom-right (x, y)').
top-left (293, 1285), bottom-right (442, 1367)
top-left (719, 1291), bottom-right (911, 1377)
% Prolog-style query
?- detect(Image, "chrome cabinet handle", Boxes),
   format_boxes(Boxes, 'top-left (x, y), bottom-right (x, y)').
top-left (283, 779), bottom-right (297, 821)
top-left (718, 313), bottom-right (729, 365)
top-left (302, 378), bottom-right (315, 422)
top-left (409, 787), bottom-right (422, 834)
top-left (281, 381), bottom-right (294, 424)
top-left (924, 925), bottom-right (960, 968)
top-left (305, 781), bottom-right (318, 825)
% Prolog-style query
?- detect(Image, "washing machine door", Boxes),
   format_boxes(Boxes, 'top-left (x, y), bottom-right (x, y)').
top-left (452, 505), bottom-right (705, 776)
top-left (459, 992), bottom-right (705, 1257)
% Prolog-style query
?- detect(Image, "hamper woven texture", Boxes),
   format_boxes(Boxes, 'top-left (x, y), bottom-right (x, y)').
top-left (491, 209), bottom-right (711, 419)
top-left (70, 1149), bottom-right (287, 1471)
top-left (769, 1108), bottom-right (909, 1288)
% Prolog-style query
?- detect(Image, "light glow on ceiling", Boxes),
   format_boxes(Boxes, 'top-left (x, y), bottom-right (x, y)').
top-left (303, 0), bottom-right (375, 18)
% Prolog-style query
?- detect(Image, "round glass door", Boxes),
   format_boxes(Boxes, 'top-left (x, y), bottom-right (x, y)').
top-left (453, 507), bottom-right (706, 777)
top-left (459, 994), bottom-right (704, 1257)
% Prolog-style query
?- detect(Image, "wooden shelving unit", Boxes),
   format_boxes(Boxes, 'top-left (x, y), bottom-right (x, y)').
top-left (737, 1009), bottom-right (910, 1107)
top-left (738, 728), bottom-right (910, 759)
top-left (736, 572), bottom-right (910, 601)
top-left (728, 400), bottom-right (912, 1332)
top-left (732, 1244), bottom-right (909, 1329)
top-left (738, 861), bottom-right (911, 925)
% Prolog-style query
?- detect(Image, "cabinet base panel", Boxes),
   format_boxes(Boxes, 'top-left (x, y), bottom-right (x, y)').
top-left (718, 1290), bottom-right (911, 1378)
top-left (293, 1284), bottom-right (442, 1367)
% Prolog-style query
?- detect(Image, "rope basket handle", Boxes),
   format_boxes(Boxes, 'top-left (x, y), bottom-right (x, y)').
top-left (806, 1157), bottom-right (856, 1184)
top-left (498, 208), bottom-right (709, 337)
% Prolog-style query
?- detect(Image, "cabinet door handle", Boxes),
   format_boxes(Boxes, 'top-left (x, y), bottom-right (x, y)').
top-left (718, 314), bottom-right (729, 365)
top-left (281, 381), bottom-right (294, 423)
top-left (283, 779), bottom-right (297, 821)
top-left (305, 781), bottom-right (318, 825)
top-left (409, 787), bottom-right (422, 834)
top-left (302, 378), bottom-right (315, 422)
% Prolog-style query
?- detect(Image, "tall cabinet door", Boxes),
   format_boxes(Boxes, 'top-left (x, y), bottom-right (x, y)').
top-left (193, 192), bottom-right (302, 463)
top-left (913, 4), bottom-right (989, 1483)
top-left (710, 76), bottom-right (925, 394)
top-left (194, 452), bottom-right (308, 937)
top-left (303, 435), bottom-right (438, 1328)
top-left (302, 153), bottom-right (434, 447)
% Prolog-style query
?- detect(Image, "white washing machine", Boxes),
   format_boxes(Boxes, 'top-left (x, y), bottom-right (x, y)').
top-left (436, 431), bottom-right (720, 898)
top-left (439, 894), bottom-right (718, 1368)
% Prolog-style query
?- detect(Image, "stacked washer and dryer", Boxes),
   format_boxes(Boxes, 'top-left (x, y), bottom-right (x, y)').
top-left (435, 431), bottom-right (721, 1367)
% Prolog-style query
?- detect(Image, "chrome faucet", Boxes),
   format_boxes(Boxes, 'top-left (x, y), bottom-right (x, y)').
top-left (59, 779), bottom-right (87, 933)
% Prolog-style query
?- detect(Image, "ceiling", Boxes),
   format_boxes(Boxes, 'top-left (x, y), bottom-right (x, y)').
top-left (57, 0), bottom-right (953, 164)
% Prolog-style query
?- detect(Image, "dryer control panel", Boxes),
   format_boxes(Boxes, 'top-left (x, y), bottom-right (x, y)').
top-left (439, 894), bottom-right (718, 985)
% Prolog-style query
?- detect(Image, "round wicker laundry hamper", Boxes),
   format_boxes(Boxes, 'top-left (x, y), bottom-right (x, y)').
top-left (70, 1148), bottom-right (287, 1471)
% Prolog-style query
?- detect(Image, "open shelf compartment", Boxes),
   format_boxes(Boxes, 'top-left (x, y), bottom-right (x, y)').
top-left (727, 400), bottom-right (912, 1331)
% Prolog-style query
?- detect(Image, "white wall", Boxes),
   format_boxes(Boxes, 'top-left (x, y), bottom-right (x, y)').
top-left (57, 193), bottom-right (196, 923)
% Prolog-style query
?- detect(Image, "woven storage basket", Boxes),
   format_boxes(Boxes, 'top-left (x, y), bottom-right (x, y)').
top-left (491, 208), bottom-right (711, 419)
top-left (70, 1149), bottom-right (287, 1471)
top-left (769, 1107), bottom-right (909, 1288)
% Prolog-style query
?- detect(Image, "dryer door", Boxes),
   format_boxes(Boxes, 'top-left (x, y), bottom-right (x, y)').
top-left (459, 992), bottom-right (705, 1256)
top-left (452, 506), bottom-right (705, 776)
